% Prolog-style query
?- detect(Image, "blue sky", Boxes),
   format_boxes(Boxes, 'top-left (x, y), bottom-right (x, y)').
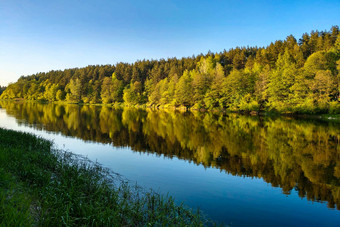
top-left (1, 0), bottom-right (340, 86)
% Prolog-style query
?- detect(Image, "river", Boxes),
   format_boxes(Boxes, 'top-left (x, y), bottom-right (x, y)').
top-left (0, 101), bottom-right (339, 226)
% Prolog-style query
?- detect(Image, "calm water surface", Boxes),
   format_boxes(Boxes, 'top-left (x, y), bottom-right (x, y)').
top-left (0, 101), bottom-right (339, 226)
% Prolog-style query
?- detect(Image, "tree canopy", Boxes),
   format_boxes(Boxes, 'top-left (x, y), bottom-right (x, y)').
top-left (1, 26), bottom-right (340, 113)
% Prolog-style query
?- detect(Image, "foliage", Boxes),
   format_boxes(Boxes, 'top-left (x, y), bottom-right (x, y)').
top-left (1, 26), bottom-right (340, 113)
top-left (101, 73), bottom-right (124, 104)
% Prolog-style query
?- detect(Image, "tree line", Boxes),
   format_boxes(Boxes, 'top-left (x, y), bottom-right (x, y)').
top-left (1, 26), bottom-right (340, 113)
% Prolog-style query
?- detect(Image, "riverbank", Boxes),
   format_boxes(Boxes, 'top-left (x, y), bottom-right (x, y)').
top-left (0, 128), bottom-right (209, 226)
top-left (2, 99), bottom-right (340, 123)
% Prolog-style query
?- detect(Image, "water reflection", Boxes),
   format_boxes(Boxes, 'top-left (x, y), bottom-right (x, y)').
top-left (1, 100), bottom-right (339, 210)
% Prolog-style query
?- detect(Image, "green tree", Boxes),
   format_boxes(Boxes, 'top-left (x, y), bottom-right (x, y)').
top-left (267, 50), bottom-right (297, 112)
top-left (148, 80), bottom-right (161, 106)
top-left (310, 70), bottom-right (336, 105)
top-left (66, 78), bottom-right (82, 102)
top-left (175, 70), bottom-right (193, 108)
top-left (45, 83), bottom-right (59, 101)
top-left (191, 57), bottom-right (215, 108)
top-left (56, 89), bottom-right (66, 101)
top-left (254, 65), bottom-right (270, 109)
top-left (304, 51), bottom-right (328, 75)
top-left (101, 77), bottom-right (114, 104)
top-left (221, 68), bottom-right (255, 110)
top-left (204, 63), bottom-right (225, 109)
top-left (123, 81), bottom-right (143, 105)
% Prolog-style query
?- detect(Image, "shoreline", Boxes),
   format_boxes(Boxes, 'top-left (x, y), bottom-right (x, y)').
top-left (0, 127), bottom-right (210, 226)
top-left (1, 98), bottom-right (340, 122)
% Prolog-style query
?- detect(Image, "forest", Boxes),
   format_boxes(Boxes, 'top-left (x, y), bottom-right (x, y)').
top-left (1, 26), bottom-right (340, 114)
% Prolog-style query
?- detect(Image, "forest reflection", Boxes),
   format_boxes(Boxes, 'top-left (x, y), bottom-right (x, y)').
top-left (1, 100), bottom-right (339, 210)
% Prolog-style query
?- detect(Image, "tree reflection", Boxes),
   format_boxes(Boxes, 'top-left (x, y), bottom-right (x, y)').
top-left (1, 100), bottom-right (339, 209)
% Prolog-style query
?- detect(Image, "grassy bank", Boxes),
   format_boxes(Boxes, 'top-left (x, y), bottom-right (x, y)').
top-left (0, 128), bottom-right (209, 226)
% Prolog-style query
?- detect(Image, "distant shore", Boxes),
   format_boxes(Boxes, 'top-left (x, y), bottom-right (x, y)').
top-left (2, 98), bottom-right (340, 123)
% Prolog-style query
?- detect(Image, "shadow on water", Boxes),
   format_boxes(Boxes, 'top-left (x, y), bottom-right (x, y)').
top-left (0, 100), bottom-right (340, 211)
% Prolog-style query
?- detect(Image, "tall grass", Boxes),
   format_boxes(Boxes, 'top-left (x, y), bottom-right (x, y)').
top-left (0, 128), bottom-right (211, 226)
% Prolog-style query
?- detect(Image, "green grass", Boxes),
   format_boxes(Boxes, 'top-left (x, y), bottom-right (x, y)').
top-left (0, 128), bottom-right (211, 226)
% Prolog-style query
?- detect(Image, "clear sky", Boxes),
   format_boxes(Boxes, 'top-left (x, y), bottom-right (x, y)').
top-left (1, 0), bottom-right (340, 86)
